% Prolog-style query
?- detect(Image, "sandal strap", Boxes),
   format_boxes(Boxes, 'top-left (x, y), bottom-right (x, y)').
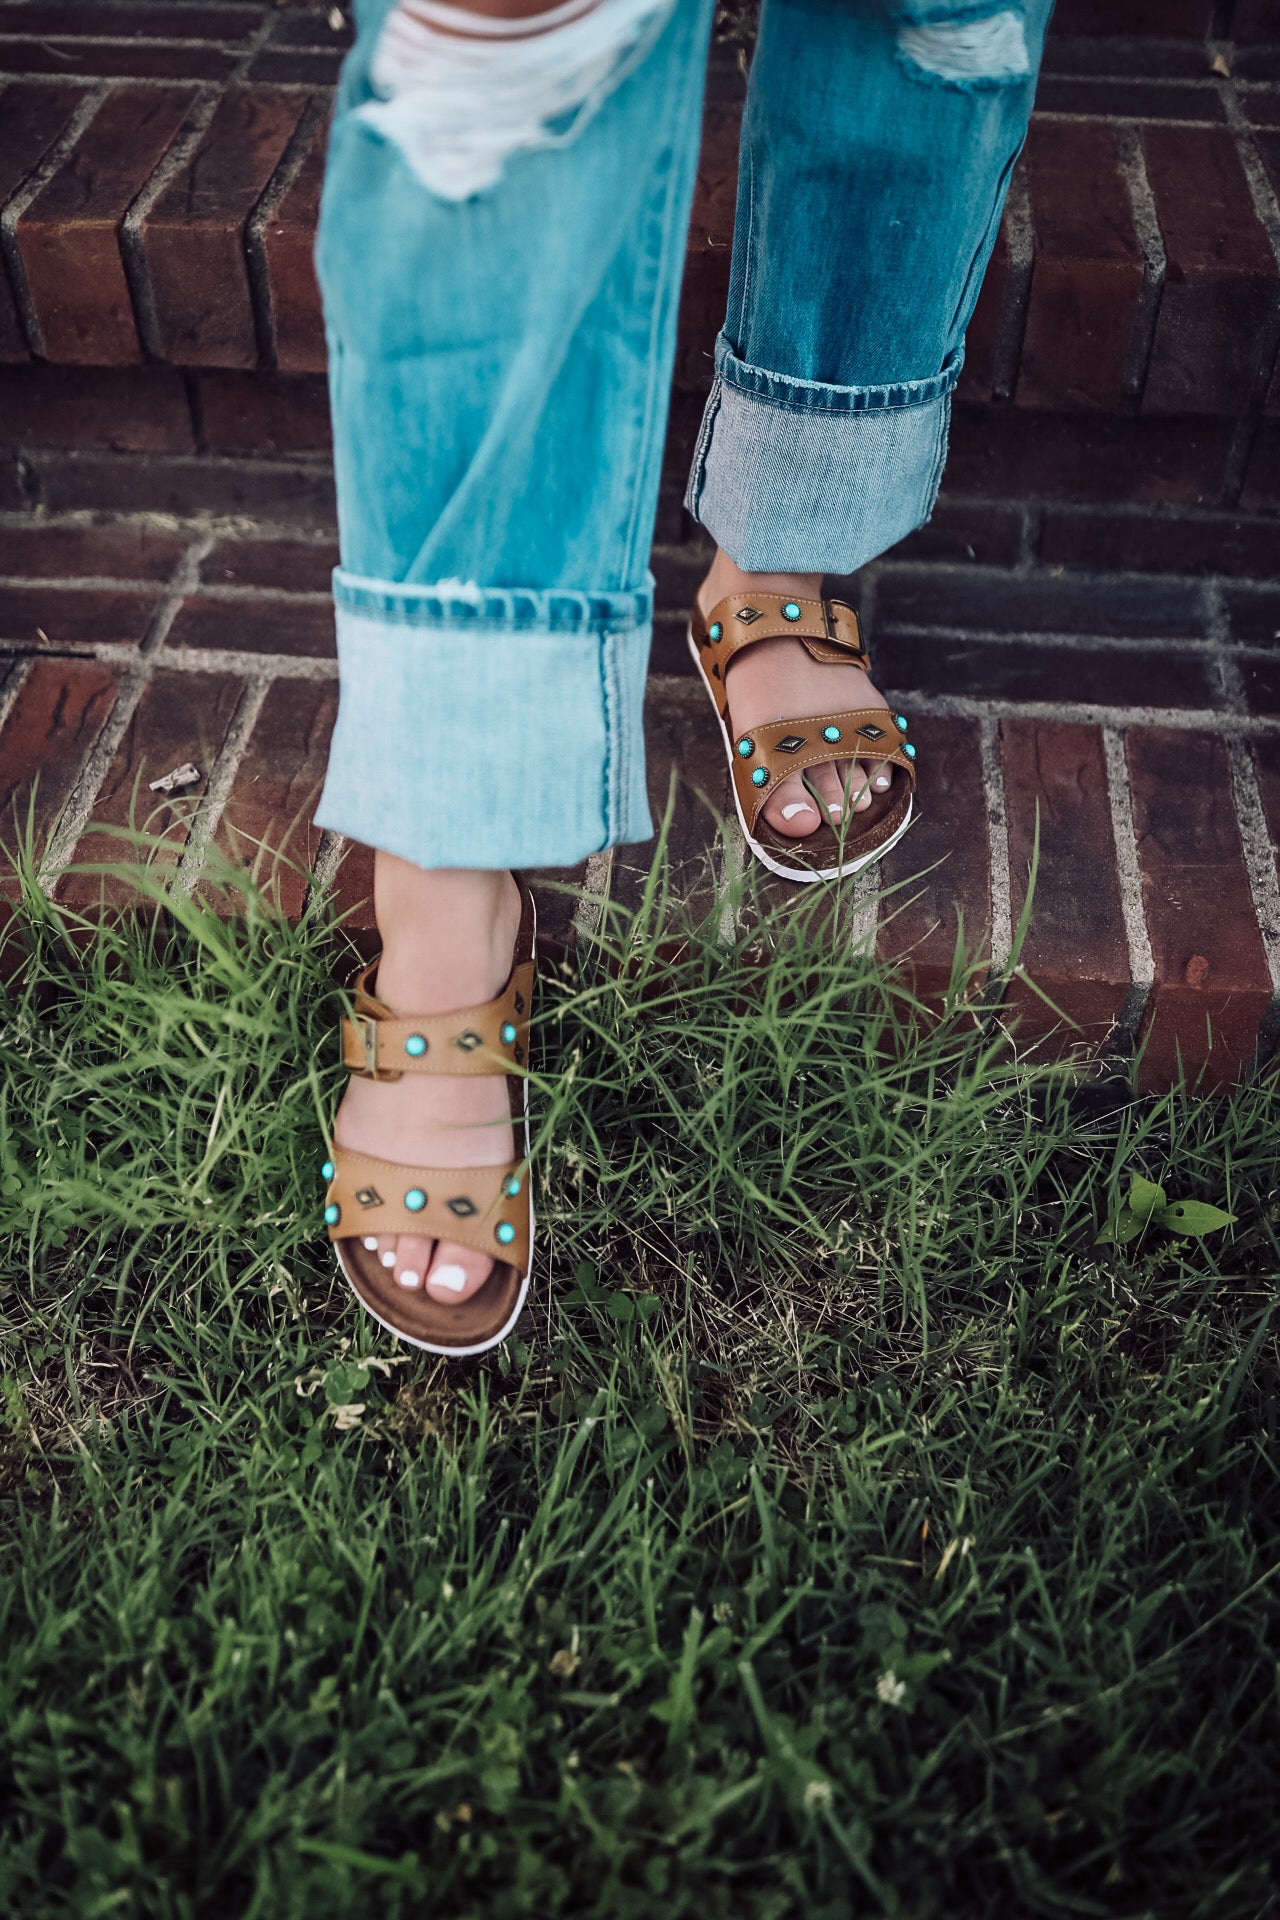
top-left (693, 593), bottom-right (870, 716)
top-left (322, 1144), bottom-right (530, 1269)
top-left (340, 881), bottom-right (536, 1080)
top-left (340, 956), bottom-right (534, 1078)
top-left (731, 706), bottom-right (917, 832)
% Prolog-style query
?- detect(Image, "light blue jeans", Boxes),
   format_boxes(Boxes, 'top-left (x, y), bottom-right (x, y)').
top-left (315, 0), bottom-right (1052, 871)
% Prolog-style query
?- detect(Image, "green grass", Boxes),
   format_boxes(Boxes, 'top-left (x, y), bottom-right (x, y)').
top-left (1, 828), bottom-right (1278, 1919)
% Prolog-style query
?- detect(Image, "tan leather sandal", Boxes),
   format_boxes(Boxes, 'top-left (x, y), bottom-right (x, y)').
top-left (688, 592), bottom-right (916, 884)
top-left (321, 883), bottom-right (536, 1357)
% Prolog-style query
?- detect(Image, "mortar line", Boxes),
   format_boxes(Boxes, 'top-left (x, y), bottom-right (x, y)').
top-left (120, 85), bottom-right (225, 360)
top-left (1116, 124), bottom-right (1165, 400)
top-left (0, 84), bottom-right (110, 358)
top-left (1220, 80), bottom-right (1280, 417)
top-left (37, 531), bottom-right (215, 885)
top-left (1101, 724), bottom-right (1154, 1045)
top-left (0, 654), bottom-right (30, 739)
top-left (171, 673), bottom-right (273, 897)
top-left (713, 816), bottom-right (746, 947)
top-left (572, 849), bottom-right (613, 944)
top-left (979, 715), bottom-right (1012, 981)
top-left (229, 7), bottom-right (287, 83)
top-left (305, 830), bottom-right (348, 916)
top-left (246, 90), bottom-right (331, 369)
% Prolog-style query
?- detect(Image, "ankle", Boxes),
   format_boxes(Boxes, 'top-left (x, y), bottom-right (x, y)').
top-left (697, 548), bottom-right (823, 620)
top-left (373, 859), bottom-right (520, 1011)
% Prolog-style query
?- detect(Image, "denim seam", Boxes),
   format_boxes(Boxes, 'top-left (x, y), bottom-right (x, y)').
top-left (331, 569), bottom-right (651, 634)
top-left (600, 627), bottom-right (620, 846)
top-left (684, 374), bottom-right (722, 520)
top-left (713, 335), bottom-right (964, 415)
top-left (715, 376), bottom-right (956, 419)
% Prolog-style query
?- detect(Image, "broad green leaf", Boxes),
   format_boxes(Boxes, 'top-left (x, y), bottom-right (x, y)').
top-left (1128, 1174), bottom-right (1166, 1220)
top-left (1156, 1199), bottom-right (1236, 1238)
top-left (1098, 1204), bottom-right (1145, 1246)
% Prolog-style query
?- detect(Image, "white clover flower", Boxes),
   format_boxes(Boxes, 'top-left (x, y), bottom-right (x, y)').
top-left (875, 1670), bottom-right (907, 1707)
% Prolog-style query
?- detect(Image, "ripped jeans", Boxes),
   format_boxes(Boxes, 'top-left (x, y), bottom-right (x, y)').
top-left (315, 0), bottom-right (1053, 872)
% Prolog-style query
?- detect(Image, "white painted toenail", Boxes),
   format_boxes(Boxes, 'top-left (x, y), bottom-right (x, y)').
top-left (828, 803), bottom-right (844, 816)
top-left (874, 774), bottom-right (890, 789)
top-left (781, 801), bottom-right (816, 820)
top-left (429, 1265), bottom-right (469, 1293)
top-left (397, 1269), bottom-right (421, 1289)
top-left (363, 1236), bottom-right (379, 1250)
top-left (381, 1250), bottom-right (397, 1268)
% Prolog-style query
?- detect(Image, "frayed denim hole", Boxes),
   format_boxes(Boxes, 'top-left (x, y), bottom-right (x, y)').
top-left (896, 10), bottom-right (1030, 88)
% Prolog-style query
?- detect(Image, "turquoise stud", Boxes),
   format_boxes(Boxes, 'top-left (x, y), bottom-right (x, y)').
top-left (782, 601), bottom-right (801, 621)
top-left (503, 1175), bottom-right (521, 1197)
top-left (904, 743), bottom-right (917, 759)
top-left (751, 767), bottom-right (768, 787)
top-left (321, 1159), bottom-right (335, 1182)
top-left (323, 1203), bottom-right (340, 1227)
top-left (737, 736), bottom-right (753, 757)
top-left (500, 1022), bottom-right (517, 1044)
top-left (822, 726), bottom-right (842, 744)
top-left (496, 1220), bottom-right (515, 1246)
top-left (404, 1188), bottom-right (426, 1212)
top-left (894, 714), bottom-right (908, 732)
top-left (709, 621), bottom-right (722, 641)
top-left (404, 1033), bottom-right (427, 1058)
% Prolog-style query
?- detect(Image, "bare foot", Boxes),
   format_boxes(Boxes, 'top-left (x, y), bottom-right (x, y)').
top-left (333, 859), bottom-right (522, 1308)
top-left (696, 551), bottom-right (895, 840)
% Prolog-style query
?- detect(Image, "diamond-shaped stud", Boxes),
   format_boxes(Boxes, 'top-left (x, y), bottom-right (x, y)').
top-left (446, 1196), bottom-right (478, 1218)
top-left (736, 605), bottom-right (762, 623)
top-left (453, 1030), bottom-right (483, 1052)
top-left (514, 992), bottom-right (525, 1014)
top-left (776, 735), bottom-right (807, 754)
top-left (859, 724), bottom-right (886, 741)
top-left (355, 1186), bottom-right (383, 1209)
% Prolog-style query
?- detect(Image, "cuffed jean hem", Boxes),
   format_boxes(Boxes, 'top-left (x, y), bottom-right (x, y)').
top-left (315, 570), bottom-right (655, 871)
top-left (684, 331), bottom-right (959, 574)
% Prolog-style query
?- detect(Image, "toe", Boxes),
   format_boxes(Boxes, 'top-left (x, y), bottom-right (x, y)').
top-left (837, 759), bottom-right (875, 815)
top-left (761, 770), bottom-right (824, 838)
top-left (425, 1241), bottom-right (495, 1305)
top-left (808, 759), bottom-right (860, 821)
top-left (870, 759), bottom-right (893, 797)
top-left (392, 1235), bottom-right (435, 1291)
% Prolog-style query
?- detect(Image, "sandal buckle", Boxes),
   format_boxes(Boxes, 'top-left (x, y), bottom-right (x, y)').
top-left (352, 1012), bottom-right (380, 1076)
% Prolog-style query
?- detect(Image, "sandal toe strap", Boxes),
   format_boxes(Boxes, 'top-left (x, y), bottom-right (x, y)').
top-left (732, 708), bottom-right (917, 828)
top-left (322, 1145), bottom-right (530, 1269)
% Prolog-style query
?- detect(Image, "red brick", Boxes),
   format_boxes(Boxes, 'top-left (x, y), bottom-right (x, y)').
top-left (0, 520), bottom-right (187, 581)
top-left (0, 365), bottom-right (194, 452)
top-left (1126, 727), bottom-right (1272, 1091)
top-left (244, 48), bottom-right (343, 85)
top-left (29, 449), bottom-right (337, 526)
top-left (212, 676), bottom-right (334, 919)
top-left (675, 252), bottom-right (729, 395)
top-left (947, 404), bottom-right (1235, 506)
top-left (0, 655), bottom-right (119, 879)
top-left (1042, 36), bottom-right (1212, 79)
top-left (1034, 78), bottom-right (1223, 120)
top-left (1240, 418), bottom-right (1280, 510)
top-left (200, 535), bottom-right (338, 594)
top-left (0, 582), bottom-right (158, 647)
top-left (883, 633), bottom-right (1212, 709)
top-left (197, 370), bottom-right (331, 455)
top-left (1232, 0), bottom-right (1280, 41)
top-left (55, 667), bottom-right (244, 909)
top-left (17, 85), bottom-right (197, 364)
top-left (876, 565), bottom-right (1204, 638)
top-left (0, 80), bottom-right (88, 361)
top-left (1141, 125), bottom-right (1279, 415)
top-left (875, 715), bottom-right (990, 1001)
top-left (268, 9), bottom-right (354, 50)
top-left (1250, 735), bottom-right (1280, 898)
top-left (166, 594), bottom-right (334, 657)
top-left (1040, 506), bottom-right (1280, 578)
top-left (1242, 90), bottom-right (1280, 132)
top-left (1236, 656), bottom-right (1280, 714)
top-left (1019, 120), bottom-right (1144, 412)
top-left (1048, 0), bottom-right (1212, 30)
top-left (1000, 719), bottom-right (1131, 1048)
top-left (139, 88), bottom-right (308, 368)
top-left (1, 4), bottom-right (256, 36)
top-left (260, 104), bottom-right (328, 373)
top-left (0, 40), bottom-right (235, 81)
top-left (884, 498), bottom-right (1025, 567)
top-left (327, 835), bottom-right (376, 933)
top-left (1221, 584), bottom-right (1280, 644)
top-left (956, 214), bottom-right (1010, 403)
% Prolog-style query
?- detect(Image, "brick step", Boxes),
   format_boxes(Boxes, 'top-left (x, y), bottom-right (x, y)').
top-left (0, 2), bottom-right (1279, 422)
top-left (2, 506), bottom-right (1277, 1092)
